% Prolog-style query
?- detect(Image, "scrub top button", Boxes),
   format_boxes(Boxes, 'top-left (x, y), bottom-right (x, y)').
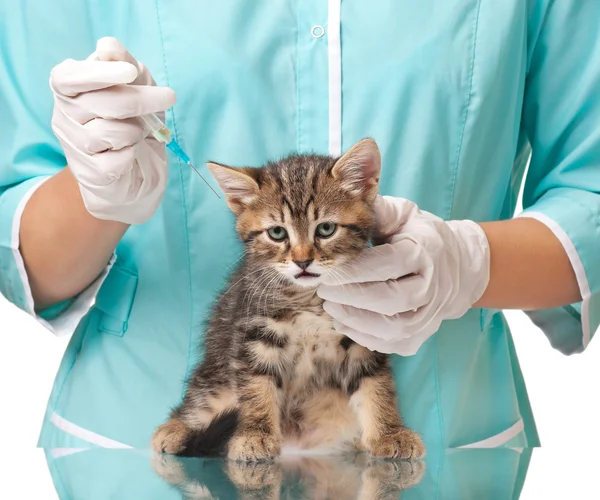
top-left (311, 25), bottom-right (325, 38)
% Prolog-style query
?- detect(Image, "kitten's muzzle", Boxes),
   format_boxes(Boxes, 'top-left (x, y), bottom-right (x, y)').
top-left (293, 259), bottom-right (320, 279)
top-left (293, 259), bottom-right (313, 271)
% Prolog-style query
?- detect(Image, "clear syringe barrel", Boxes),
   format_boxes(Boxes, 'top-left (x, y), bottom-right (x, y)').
top-left (139, 114), bottom-right (172, 144)
top-left (138, 113), bottom-right (220, 198)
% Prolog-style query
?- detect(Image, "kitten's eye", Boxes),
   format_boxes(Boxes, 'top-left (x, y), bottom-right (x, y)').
top-left (267, 226), bottom-right (288, 241)
top-left (316, 222), bottom-right (337, 238)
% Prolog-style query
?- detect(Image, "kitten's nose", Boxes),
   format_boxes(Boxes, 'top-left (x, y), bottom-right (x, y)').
top-left (293, 259), bottom-right (313, 271)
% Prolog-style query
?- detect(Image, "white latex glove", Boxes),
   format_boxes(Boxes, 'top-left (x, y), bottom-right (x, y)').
top-left (50, 37), bottom-right (177, 224)
top-left (318, 196), bottom-right (491, 355)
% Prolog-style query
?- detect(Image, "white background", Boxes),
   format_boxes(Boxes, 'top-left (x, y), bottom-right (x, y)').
top-left (1, 296), bottom-right (599, 498)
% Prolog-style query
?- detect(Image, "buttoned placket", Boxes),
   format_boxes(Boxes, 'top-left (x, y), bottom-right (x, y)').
top-left (295, 0), bottom-right (342, 156)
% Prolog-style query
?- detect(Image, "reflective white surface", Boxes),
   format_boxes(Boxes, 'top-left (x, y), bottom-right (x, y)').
top-left (2, 447), bottom-right (599, 498)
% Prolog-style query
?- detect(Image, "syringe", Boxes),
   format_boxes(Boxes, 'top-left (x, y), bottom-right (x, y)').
top-left (139, 114), bottom-right (220, 199)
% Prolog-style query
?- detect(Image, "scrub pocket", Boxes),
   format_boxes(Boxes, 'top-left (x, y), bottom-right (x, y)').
top-left (94, 266), bottom-right (138, 337)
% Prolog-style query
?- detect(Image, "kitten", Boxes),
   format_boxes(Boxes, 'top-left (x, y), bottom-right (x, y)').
top-left (152, 138), bottom-right (425, 461)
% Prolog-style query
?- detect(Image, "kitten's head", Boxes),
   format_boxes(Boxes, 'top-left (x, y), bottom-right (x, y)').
top-left (207, 138), bottom-right (381, 288)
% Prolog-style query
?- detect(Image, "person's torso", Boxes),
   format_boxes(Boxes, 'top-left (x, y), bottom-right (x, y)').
top-left (38, 0), bottom-right (538, 452)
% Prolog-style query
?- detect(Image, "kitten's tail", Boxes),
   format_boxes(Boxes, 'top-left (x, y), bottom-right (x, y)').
top-left (176, 408), bottom-right (239, 458)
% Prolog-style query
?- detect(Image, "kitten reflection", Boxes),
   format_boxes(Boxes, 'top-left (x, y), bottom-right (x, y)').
top-left (152, 452), bottom-right (425, 500)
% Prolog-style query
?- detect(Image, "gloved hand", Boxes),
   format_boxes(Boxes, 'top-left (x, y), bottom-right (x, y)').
top-left (49, 37), bottom-right (177, 224)
top-left (318, 196), bottom-right (491, 355)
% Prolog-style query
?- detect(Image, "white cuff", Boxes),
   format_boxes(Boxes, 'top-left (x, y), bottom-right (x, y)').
top-left (11, 178), bottom-right (115, 337)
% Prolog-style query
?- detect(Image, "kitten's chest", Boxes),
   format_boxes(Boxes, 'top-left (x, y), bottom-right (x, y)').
top-left (275, 310), bottom-right (346, 380)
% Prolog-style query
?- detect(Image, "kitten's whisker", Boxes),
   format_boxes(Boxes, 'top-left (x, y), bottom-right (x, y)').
top-left (329, 268), bottom-right (360, 301)
top-left (272, 275), bottom-right (286, 312)
top-left (367, 246), bottom-right (390, 259)
top-left (265, 275), bottom-right (285, 317)
top-left (225, 250), bottom-right (248, 271)
top-left (242, 277), bottom-right (272, 318)
top-left (324, 265), bottom-right (366, 302)
top-left (253, 274), bottom-right (273, 317)
top-left (325, 268), bottom-right (345, 287)
top-left (242, 277), bottom-right (272, 311)
top-left (258, 272), bottom-right (283, 318)
top-left (327, 266), bottom-right (354, 289)
top-left (242, 269), bottom-right (278, 313)
top-left (222, 266), bottom-right (274, 298)
top-left (344, 259), bottom-right (389, 283)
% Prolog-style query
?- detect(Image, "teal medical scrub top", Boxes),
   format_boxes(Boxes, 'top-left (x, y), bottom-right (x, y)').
top-left (1, 0), bottom-right (600, 452)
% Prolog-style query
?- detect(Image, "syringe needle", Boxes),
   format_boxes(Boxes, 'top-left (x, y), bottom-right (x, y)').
top-left (188, 162), bottom-right (221, 199)
top-left (139, 114), bottom-right (221, 199)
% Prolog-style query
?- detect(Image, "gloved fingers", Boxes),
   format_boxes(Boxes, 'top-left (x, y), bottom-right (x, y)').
top-left (323, 301), bottom-right (420, 340)
top-left (57, 84), bottom-right (176, 123)
top-left (50, 59), bottom-right (139, 96)
top-left (53, 107), bottom-right (148, 154)
top-left (93, 141), bottom-right (166, 187)
top-left (83, 118), bottom-right (148, 153)
top-left (332, 321), bottom-right (430, 356)
top-left (318, 274), bottom-right (431, 316)
top-left (51, 38), bottom-right (158, 98)
top-left (319, 238), bottom-right (424, 286)
top-left (144, 134), bottom-right (168, 158)
top-left (332, 321), bottom-right (394, 353)
top-left (372, 195), bottom-right (420, 243)
top-left (76, 141), bottom-right (167, 213)
top-left (94, 36), bottom-right (155, 86)
top-left (331, 321), bottom-right (406, 355)
top-left (382, 302), bottom-right (441, 338)
top-left (68, 145), bottom-right (137, 187)
top-left (133, 141), bottom-right (169, 197)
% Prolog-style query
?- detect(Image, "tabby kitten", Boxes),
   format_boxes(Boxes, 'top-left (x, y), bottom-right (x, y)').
top-left (152, 138), bottom-right (425, 461)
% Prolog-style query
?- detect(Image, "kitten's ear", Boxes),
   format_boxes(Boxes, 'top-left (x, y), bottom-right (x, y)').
top-left (206, 162), bottom-right (260, 215)
top-left (331, 138), bottom-right (381, 201)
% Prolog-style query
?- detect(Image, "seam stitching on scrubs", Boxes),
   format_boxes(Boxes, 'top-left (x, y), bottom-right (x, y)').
top-left (447, 0), bottom-right (482, 219)
top-left (526, 0), bottom-right (555, 75)
top-left (434, 441), bottom-right (444, 500)
top-left (433, 336), bottom-right (444, 500)
top-left (153, 0), bottom-right (195, 398)
top-left (433, 333), bottom-right (446, 450)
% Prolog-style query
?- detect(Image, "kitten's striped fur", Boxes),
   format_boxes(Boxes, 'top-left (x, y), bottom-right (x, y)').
top-left (152, 139), bottom-right (425, 461)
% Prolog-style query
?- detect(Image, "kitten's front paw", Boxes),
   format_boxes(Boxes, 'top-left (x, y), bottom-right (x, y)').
top-left (367, 427), bottom-right (425, 459)
top-left (227, 432), bottom-right (280, 462)
top-left (152, 418), bottom-right (190, 454)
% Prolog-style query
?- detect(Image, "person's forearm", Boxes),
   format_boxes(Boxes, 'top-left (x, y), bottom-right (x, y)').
top-left (20, 168), bottom-right (128, 309)
top-left (473, 218), bottom-right (581, 310)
